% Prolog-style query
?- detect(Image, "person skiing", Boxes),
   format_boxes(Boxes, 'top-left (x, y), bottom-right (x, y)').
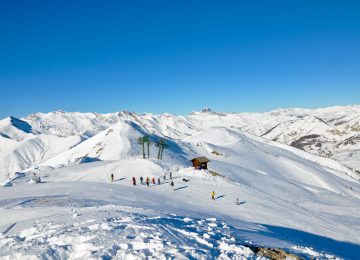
top-left (140, 176), bottom-right (144, 184)
top-left (236, 198), bottom-right (240, 205)
top-left (170, 181), bottom-right (174, 187)
top-left (146, 177), bottom-right (150, 187)
top-left (170, 172), bottom-right (173, 180)
top-left (152, 177), bottom-right (156, 185)
top-left (132, 177), bottom-right (136, 186)
top-left (211, 191), bottom-right (215, 200)
top-left (111, 173), bottom-right (114, 182)
top-left (158, 177), bottom-right (161, 185)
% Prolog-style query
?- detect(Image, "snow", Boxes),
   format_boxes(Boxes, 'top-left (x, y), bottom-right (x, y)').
top-left (2, 105), bottom-right (360, 174)
top-left (0, 136), bottom-right (17, 153)
top-left (1, 166), bottom-right (358, 258)
top-left (0, 135), bottom-right (81, 181)
top-left (41, 121), bottom-right (143, 167)
top-left (0, 106), bottom-right (360, 259)
top-left (0, 117), bottom-right (34, 141)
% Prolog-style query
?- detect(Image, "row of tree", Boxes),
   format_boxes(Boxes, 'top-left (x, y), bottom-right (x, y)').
top-left (137, 135), bottom-right (168, 160)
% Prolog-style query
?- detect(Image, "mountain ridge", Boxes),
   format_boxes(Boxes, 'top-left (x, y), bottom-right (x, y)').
top-left (1, 106), bottom-right (360, 259)
top-left (1, 105), bottom-right (359, 174)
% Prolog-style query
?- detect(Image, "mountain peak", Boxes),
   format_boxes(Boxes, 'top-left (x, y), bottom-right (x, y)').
top-left (201, 108), bottom-right (214, 113)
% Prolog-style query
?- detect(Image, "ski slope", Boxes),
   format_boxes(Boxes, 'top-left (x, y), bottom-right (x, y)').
top-left (0, 107), bottom-right (360, 259)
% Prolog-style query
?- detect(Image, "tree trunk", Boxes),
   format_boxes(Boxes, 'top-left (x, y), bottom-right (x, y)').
top-left (157, 145), bottom-right (161, 160)
top-left (142, 142), bottom-right (145, 159)
top-left (147, 143), bottom-right (150, 158)
top-left (160, 145), bottom-right (164, 159)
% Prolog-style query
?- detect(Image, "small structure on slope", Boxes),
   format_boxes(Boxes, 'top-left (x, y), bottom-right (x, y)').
top-left (190, 157), bottom-right (210, 170)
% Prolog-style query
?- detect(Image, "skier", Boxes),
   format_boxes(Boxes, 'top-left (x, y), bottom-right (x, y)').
top-left (158, 177), bottom-right (161, 185)
top-left (132, 177), bottom-right (136, 186)
top-left (140, 176), bottom-right (144, 184)
top-left (236, 198), bottom-right (240, 205)
top-left (170, 172), bottom-right (173, 180)
top-left (211, 191), bottom-right (215, 200)
top-left (152, 177), bottom-right (156, 185)
top-left (111, 173), bottom-right (114, 182)
top-left (170, 181), bottom-right (174, 187)
top-left (146, 177), bottom-right (150, 187)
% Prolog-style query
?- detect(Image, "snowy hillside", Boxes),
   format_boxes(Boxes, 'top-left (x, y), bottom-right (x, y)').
top-left (2, 105), bottom-right (359, 174)
top-left (0, 117), bottom-right (34, 141)
top-left (0, 135), bottom-right (81, 180)
top-left (1, 106), bottom-right (360, 259)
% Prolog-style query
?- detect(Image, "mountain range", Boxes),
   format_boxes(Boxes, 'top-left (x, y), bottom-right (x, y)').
top-left (1, 105), bottom-right (360, 258)
top-left (1, 105), bottom-right (359, 180)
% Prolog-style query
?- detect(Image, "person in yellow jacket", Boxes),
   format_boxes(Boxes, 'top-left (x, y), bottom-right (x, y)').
top-left (211, 191), bottom-right (215, 200)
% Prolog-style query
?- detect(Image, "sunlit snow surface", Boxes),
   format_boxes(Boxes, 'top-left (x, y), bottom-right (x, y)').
top-left (0, 107), bottom-right (360, 259)
top-left (1, 158), bottom-right (359, 259)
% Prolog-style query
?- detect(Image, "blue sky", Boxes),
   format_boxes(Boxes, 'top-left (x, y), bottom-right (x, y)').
top-left (0, 1), bottom-right (359, 118)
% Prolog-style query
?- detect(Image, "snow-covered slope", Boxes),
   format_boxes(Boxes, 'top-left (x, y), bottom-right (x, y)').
top-left (1, 129), bottom-right (359, 258)
top-left (2, 105), bottom-right (359, 172)
top-left (0, 116), bottom-right (34, 141)
top-left (25, 111), bottom-right (128, 137)
top-left (258, 107), bottom-right (360, 173)
top-left (42, 121), bottom-right (143, 167)
top-left (0, 106), bottom-right (360, 259)
top-left (0, 135), bottom-right (18, 153)
top-left (0, 135), bottom-right (81, 181)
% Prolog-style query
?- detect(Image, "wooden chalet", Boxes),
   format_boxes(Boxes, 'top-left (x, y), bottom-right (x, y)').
top-left (190, 157), bottom-right (210, 170)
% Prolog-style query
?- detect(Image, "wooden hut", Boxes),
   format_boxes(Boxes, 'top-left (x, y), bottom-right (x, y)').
top-left (190, 157), bottom-right (210, 170)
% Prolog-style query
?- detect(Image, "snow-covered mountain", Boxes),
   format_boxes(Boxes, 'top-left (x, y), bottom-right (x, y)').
top-left (1, 105), bottom-right (359, 177)
top-left (0, 106), bottom-right (360, 259)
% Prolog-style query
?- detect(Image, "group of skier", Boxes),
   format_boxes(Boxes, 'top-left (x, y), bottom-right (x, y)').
top-left (111, 173), bottom-right (173, 187)
top-left (136, 176), bottom-right (161, 187)
top-left (110, 172), bottom-right (239, 203)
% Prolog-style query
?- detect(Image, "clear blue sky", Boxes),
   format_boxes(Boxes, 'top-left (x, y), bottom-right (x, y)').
top-left (0, 1), bottom-right (359, 118)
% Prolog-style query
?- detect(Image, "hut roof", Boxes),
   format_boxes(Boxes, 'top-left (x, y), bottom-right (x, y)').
top-left (190, 157), bottom-right (210, 163)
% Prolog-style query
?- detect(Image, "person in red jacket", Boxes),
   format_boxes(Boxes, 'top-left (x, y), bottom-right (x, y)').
top-left (152, 177), bottom-right (155, 185)
top-left (132, 177), bottom-right (136, 186)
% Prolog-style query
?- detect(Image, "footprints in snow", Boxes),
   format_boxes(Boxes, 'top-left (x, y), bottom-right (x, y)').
top-left (0, 211), bottom-right (254, 259)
